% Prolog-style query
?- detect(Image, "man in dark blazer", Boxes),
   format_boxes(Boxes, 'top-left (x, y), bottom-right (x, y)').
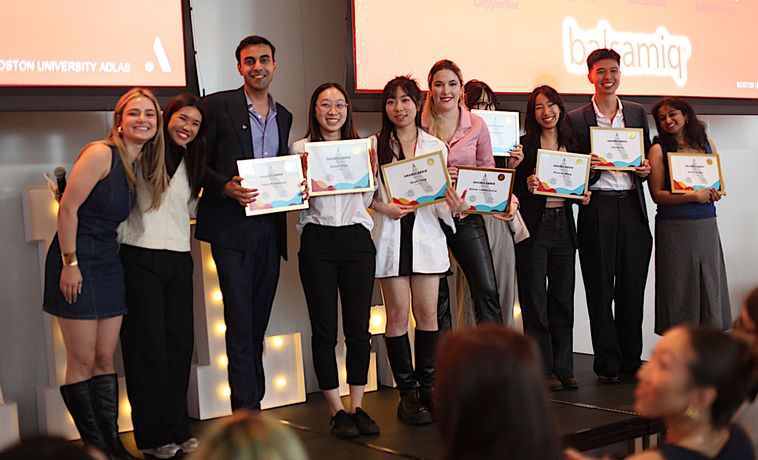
top-left (195, 35), bottom-right (292, 411)
top-left (568, 48), bottom-right (653, 383)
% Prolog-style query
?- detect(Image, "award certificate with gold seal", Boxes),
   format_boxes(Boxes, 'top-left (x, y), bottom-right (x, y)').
top-left (590, 127), bottom-right (645, 170)
top-left (668, 152), bottom-right (725, 194)
top-left (455, 166), bottom-right (514, 214)
top-left (381, 151), bottom-right (451, 208)
top-left (533, 149), bottom-right (591, 200)
top-left (304, 138), bottom-right (374, 196)
top-left (237, 155), bottom-right (308, 216)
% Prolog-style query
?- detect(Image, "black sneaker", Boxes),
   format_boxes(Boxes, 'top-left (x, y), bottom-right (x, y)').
top-left (330, 410), bottom-right (360, 438)
top-left (350, 407), bottom-right (380, 435)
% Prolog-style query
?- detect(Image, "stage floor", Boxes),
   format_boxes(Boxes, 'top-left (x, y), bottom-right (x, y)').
top-left (122, 354), bottom-right (661, 459)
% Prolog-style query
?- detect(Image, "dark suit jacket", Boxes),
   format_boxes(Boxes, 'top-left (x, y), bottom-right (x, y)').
top-left (513, 135), bottom-right (580, 250)
top-left (568, 100), bottom-right (651, 222)
top-left (195, 87), bottom-right (293, 259)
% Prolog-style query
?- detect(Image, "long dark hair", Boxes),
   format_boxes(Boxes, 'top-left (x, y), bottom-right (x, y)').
top-left (652, 97), bottom-right (708, 153)
top-left (436, 325), bottom-right (561, 460)
top-left (523, 85), bottom-right (575, 151)
top-left (377, 76), bottom-right (423, 166)
top-left (684, 326), bottom-right (756, 427)
top-left (303, 82), bottom-right (358, 142)
top-left (163, 94), bottom-right (206, 198)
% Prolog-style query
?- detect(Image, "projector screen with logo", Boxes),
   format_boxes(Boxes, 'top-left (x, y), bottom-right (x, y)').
top-left (0, 0), bottom-right (197, 110)
top-left (351, 0), bottom-right (756, 99)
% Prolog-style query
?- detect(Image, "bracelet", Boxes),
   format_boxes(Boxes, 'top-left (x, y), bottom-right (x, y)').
top-left (61, 252), bottom-right (78, 266)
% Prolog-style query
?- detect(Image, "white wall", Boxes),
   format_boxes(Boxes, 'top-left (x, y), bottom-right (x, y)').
top-left (0, 0), bottom-right (756, 437)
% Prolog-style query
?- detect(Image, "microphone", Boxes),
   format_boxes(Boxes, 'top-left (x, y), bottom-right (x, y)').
top-left (54, 166), bottom-right (67, 201)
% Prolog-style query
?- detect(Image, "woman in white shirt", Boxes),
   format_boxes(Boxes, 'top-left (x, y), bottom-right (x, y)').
top-left (289, 83), bottom-right (380, 438)
top-left (371, 76), bottom-right (459, 425)
top-left (118, 94), bottom-right (206, 459)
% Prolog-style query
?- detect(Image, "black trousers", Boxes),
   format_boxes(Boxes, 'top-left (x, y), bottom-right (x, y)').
top-left (441, 214), bottom-right (501, 323)
top-left (298, 224), bottom-right (375, 390)
top-left (577, 192), bottom-right (652, 376)
top-left (120, 245), bottom-right (194, 449)
top-left (211, 217), bottom-right (281, 411)
top-left (515, 208), bottom-right (576, 379)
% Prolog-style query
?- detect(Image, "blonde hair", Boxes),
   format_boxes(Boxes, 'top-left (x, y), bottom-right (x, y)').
top-left (106, 87), bottom-right (167, 210)
top-left (422, 59), bottom-right (466, 140)
top-left (188, 410), bottom-right (308, 460)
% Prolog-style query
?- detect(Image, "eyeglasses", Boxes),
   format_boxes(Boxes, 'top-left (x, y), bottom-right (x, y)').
top-left (471, 101), bottom-right (498, 110)
top-left (318, 102), bottom-right (349, 112)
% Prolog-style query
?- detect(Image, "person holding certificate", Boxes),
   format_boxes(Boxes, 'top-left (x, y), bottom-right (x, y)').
top-left (371, 76), bottom-right (459, 425)
top-left (568, 48), bottom-right (653, 383)
top-left (118, 94), bottom-right (206, 458)
top-left (289, 82), bottom-right (380, 438)
top-left (516, 85), bottom-right (590, 392)
top-left (422, 60), bottom-right (502, 326)
top-left (446, 79), bottom-right (524, 329)
top-left (42, 88), bottom-right (165, 459)
top-left (648, 97), bottom-right (730, 334)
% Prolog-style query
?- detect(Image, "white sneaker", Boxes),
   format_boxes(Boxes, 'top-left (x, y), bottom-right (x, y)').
top-left (179, 437), bottom-right (199, 453)
top-left (142, 443), bottom-right (180, 459)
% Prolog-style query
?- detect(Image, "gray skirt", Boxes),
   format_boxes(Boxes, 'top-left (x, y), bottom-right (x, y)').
top-left (654, 217), bottom-right (731, 334)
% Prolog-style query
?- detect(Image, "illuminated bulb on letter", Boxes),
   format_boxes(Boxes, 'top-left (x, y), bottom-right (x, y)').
top-left (215, 322), bottom-right (226, 334)
top-left (51, 201), bottom-right (60, 215)
top-left (207, 258), bottom-right (216, 271)
top-left (220, 385), bottom-right (231, 398)
top-left (513, 304), bottom-right (522, 319)
top-left (275, 376), bottom-right (287, 390)
top-left (122, 401), bottom-right (132, 414)
top-left (371, 313), bottom-right (384, 326)
top-left (271, 336), bottom-right (284, 349)
top-left (213, 290), bottom-right (223, 302)
top-left (218, 354), bottom-right (228, 367)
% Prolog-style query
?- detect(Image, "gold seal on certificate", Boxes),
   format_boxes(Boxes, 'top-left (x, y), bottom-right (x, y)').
top-left (533, 149), bottom-right (591, 199)
top-left (237, 155), bottom-right (308, 216)
top-left (471, 110), bottom-right (520, 156)
top-left (455, 166), bottom-right (514, 214)
top-left (668, 152), bottom-right (725, 195)
top-left (590, 127), bottom-right (645, 170)
top-left (304, 138), bottom-right (374, 196)
top-left (381, 151), bottom-right (451, 208)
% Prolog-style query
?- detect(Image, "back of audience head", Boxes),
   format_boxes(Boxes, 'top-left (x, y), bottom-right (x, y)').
top-left (0, 435), bottom-right (106, 460)
top-left (188, 409), bottom-right (307, 460)
top-left (636, 325), bottom-right (756, 428)
top-left (435, 325), bottom-right (561, 460)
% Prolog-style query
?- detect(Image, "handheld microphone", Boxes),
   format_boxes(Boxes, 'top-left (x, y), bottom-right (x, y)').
top-left (54, 166), bottom-right (67, 201)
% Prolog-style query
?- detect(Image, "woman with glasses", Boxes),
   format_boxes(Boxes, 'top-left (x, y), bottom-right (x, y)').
top-left (422, 60), bottom-right (502, 325)
top-left (648, 97), bottom-right (730, 335)
top-left (289, 83), bottom-right (380, 438)
top-left (450, 79), bottom-right (523, 328)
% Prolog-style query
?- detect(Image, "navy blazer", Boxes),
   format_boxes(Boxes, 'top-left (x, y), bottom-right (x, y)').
top-left (195, 87), bottom-right (293, 259)
top-left (513, 135), bottom-right (580, 250)
top-left (568, 100), bottom-right (651, 222)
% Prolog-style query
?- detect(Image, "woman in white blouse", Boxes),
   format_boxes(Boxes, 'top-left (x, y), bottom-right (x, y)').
top-left (289, 83), bottom-right (380, 439)
top-left (371, 76), bottom-right (460, 425)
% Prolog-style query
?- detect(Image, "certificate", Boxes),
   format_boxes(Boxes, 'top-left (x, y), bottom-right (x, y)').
top-left (472, 109), bottom-right (519, 156)
top-left (590, 127), bottom-right (645, 170)
top-left (533, 149), bottom-right (591, 199)
top-left (237, 155), bottom-right (308, 216)
top-left (381, 150), bottom-right (451, 208)
top-left (668, 153), bottom-right (726, 194)
top-left (455, 167), bottom-right (514, 214)
top-left (304, 138), bottom-right (374, 196)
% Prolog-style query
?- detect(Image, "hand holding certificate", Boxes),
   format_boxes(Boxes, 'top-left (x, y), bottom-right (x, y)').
top-left (455, 166), bottom-right (514, 214)
top-left (237, 156), bottom-right (308, 216)
top-left (668, 152), bottom-right (725, 194)
top-left (381, 151), bottom-right (451, 208)
top-left (533, 149), bottom-right (591, 199)
top-left (590, 127), bottom-right (645, 170)
top-left (304, 138), bottom-right (374, 196)
top-left (472, 109), bottom-right (520, 156)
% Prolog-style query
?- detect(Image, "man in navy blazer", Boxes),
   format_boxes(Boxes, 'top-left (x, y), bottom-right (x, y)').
top-left (568, 48), bottom-right (653, 384)
top-left (196, 35), bottom-right (292, 411)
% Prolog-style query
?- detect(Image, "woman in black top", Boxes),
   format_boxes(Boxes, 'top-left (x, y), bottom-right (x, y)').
top-left (513, 85), bottom-right (589, 392)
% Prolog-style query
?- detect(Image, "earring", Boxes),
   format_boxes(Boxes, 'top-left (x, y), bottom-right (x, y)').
top-left (684, 405), bottom-right (699, 420)
top-left (117, 126), bottom-right (123, 134)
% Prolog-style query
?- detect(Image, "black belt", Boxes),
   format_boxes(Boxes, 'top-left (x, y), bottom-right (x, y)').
top-left (592, 190), bottom-right (634, 199)
top-left (542, 207), bottom-right (566, 216)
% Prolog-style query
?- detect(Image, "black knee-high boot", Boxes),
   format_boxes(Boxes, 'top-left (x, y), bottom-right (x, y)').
top-left (384, 334), bottom-right (432, 425)
top-left (414, 329), bottom-right (438, 412)
top-left (60, 380), bottom-right (110, 454)
top-left (90, 374), bottom-right (138, 460)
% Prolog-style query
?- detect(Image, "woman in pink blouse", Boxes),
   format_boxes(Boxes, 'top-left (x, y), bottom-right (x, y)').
top-left (422, 59), bottom-right (505, 325)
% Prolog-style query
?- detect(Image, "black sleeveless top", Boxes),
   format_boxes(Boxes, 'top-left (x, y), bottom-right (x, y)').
top-left (658, 425), bottom-right (754, 460)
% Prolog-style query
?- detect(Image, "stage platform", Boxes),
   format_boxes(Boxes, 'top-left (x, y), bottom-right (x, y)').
top-left (121, 354), bottom-right (663, 459)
